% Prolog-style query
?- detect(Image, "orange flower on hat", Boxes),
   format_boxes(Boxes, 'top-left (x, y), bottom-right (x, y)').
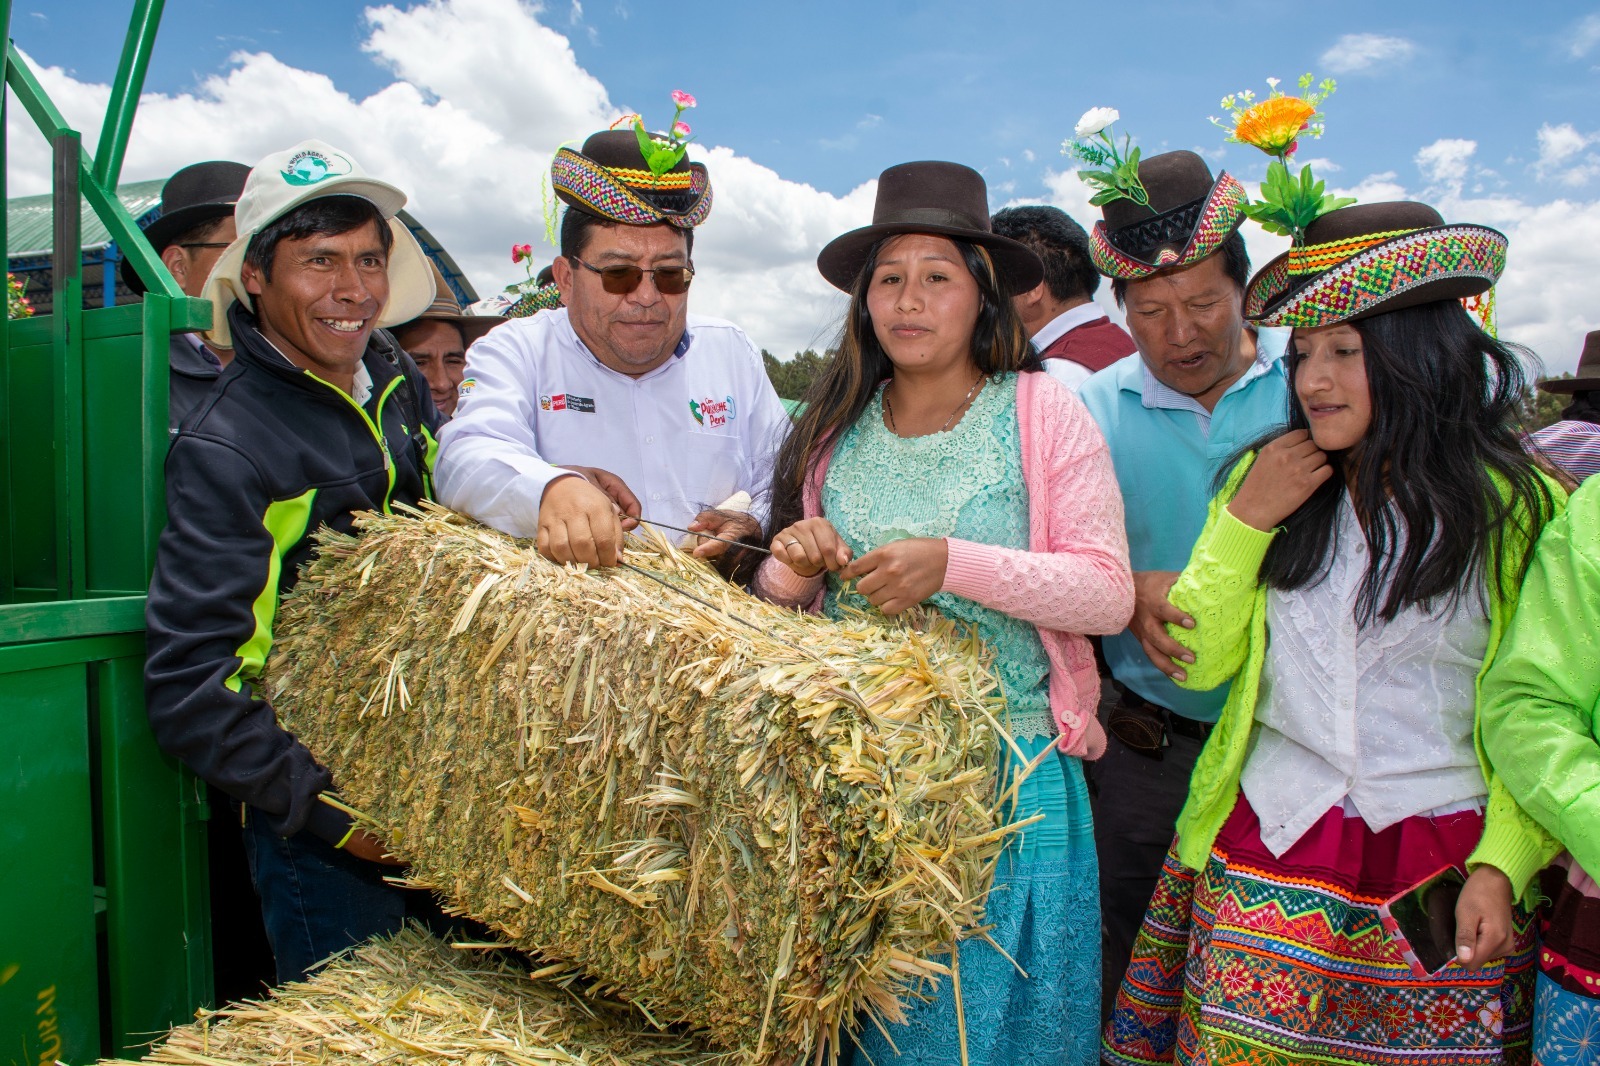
top-left (1232, 95), bottom-right (1317, 156)
top-left (1211, 74), bottom-right (1352, 242)
top-left (1213, 75), bottom-right (1336, 160)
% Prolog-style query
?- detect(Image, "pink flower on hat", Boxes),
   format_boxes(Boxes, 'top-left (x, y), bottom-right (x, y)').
top-left (511, 243), bottom-right (533, 264)
top-left (673, 121), bottom-right (691, 137)
top-left (671, 90), bottom-right (697, 110)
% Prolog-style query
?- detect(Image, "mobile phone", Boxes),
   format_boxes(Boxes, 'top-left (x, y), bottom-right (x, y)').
top-left (1377, 865), bottom-right (1466, 979)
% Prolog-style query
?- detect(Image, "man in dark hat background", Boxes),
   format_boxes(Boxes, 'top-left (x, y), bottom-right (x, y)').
top-left (1073, 149), bottom-right (1290, 1016)
top-left (1530, 330), bottom-right (1600, 483)
top-left (990, 205), bottom-right (1135, 390)
top-left (126, 160), bottom-right (250, 428)
top-left (436, 126), bottom-right (790, 572)
top-left (393, 261), bottom-right (504, 417)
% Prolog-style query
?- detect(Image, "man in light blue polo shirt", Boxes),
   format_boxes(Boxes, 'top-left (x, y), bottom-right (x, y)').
top-left (1074, 150), bottom-right (1289, 1016)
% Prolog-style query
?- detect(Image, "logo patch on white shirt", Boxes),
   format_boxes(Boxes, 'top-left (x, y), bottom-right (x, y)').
top-left (690, 394), bottom-right (736, 428)
top-left (540, 393), bottom-right (596, 413)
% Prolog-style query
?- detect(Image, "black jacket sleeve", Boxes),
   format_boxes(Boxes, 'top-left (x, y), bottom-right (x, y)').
top-left (144, 432), bottom-right (352, 844)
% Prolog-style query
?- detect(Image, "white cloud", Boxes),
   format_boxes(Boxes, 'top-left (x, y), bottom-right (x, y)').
top-left (1320, 33), bottom-right (1417, 74)
top-left (1415, 137), bottom-right (1479, 192)
top-left (1534, 122), bottom-right (1600, 186)
top-left (1570, 13), bottom-right (1600, 59)
top-left (4, 0), bottom-right (862, 358)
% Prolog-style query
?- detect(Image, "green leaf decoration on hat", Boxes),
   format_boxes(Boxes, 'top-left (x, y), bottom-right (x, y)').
top-left (1212, 74), bottom-right (1354, 243)
top-left (624, 90), bottom-right (699, 178)
top-left (1063, 108), bottom-right (1150, 209)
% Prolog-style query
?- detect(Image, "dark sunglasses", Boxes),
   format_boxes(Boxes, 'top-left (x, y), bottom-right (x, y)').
top-left (571, 257), bottom-right (694, 295)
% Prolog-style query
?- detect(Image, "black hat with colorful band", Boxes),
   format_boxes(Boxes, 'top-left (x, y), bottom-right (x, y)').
top-left (1244, 201), bottom-right (1507, 328)
top-left (551, 130), bottom-right (712, 229)
top-left (1088, 151), bottom-right (1247, 280)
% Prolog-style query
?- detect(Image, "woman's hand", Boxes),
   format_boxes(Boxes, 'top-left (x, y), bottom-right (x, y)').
top-left (1454, 865), bottom-right (1516, 970)
top-left (841, 537), bottom-right (948, 616)
top-left (771, 518), bottom-right (853, 578)
top-left (1226, 429), bottom-right (1332, 532)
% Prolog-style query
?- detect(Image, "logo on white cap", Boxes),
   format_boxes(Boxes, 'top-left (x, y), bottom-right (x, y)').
top-left (281, 149), bottom-right (353, 187)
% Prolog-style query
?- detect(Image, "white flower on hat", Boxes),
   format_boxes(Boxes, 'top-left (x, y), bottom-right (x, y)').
top-left (1074, 107), bottom-right (1120, 138)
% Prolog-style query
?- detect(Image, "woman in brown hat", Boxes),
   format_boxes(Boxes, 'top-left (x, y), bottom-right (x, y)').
top-left (753, 161), bottom-right (1135, 1064)
top-left (1102, 201), bottom-right (1564, 1066)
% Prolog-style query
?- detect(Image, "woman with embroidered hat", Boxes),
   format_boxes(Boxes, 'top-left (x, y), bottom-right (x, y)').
top-left (1101, 199), bottom-right (1564, 1066)
top-left (754, 161), bottom-right (1134, 1064)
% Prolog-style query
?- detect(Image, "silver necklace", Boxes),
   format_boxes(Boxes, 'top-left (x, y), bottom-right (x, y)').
top-left (883, 375), bottom-right (985, 436)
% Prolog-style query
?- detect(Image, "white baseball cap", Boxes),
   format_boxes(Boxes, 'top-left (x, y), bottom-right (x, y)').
top-left (201, 139), bottom-right (435, 348)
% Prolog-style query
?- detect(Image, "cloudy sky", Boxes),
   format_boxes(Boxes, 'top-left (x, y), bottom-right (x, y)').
top-left (17, 1), bottom-right (1600, 371)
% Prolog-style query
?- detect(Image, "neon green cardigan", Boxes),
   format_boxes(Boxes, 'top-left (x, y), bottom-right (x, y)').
top-left (1480, 475), bottom-right (1600, 877)
top-left (1165, 456), bottom-right (1564, 901)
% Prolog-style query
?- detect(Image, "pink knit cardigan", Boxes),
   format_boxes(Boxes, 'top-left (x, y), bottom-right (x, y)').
top-left (754, 371), bottom-right (1132, 758)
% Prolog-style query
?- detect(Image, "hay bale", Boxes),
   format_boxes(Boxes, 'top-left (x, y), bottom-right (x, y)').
top-left (103, 925), bottom-right (728, 1064)
top-left (267, 505), bottom-right (1020, 1064)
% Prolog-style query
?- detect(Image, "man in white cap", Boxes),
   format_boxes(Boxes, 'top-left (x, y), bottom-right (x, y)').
top-left (143, 139), bottom-right (446, 984)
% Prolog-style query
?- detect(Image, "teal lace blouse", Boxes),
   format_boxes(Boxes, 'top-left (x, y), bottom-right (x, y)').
top-left (821, 375), bottom-right (1056, 740)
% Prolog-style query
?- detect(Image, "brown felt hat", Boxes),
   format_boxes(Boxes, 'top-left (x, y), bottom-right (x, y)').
top-left (1244, 201), bottom-right (1507, 328)
top-left (816, 161), bottom-right (1042, 293)
top-left (1539, 331), bottom-right (1600, 394)
top-left (1089, 150), bottom-right (1246, 280)
top-left (551, 129), bottom-right (712, 227)
top-left (396, 261), bottom-right (504, 345)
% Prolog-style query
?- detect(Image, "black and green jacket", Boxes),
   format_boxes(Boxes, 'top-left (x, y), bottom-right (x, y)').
top-left (145, 302), bottom-right (442, 846)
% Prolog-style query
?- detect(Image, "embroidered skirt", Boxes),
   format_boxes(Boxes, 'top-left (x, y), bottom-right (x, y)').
top-left (1532, 855), bottom-right (1600, 1066)
top-left (1102, 797), bottom-right (1536, 1066)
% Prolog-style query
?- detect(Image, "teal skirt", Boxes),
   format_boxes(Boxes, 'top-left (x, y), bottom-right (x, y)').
top-left (850, 735), bottom-right (1101, 1066)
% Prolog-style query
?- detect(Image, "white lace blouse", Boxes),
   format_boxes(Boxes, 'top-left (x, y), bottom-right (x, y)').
top-left (1240, 497), bottom-right (1490, 857)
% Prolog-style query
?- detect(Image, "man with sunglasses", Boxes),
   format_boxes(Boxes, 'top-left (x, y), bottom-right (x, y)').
top-left (124, 160), bottom-right (251, 429)
top-left (436, 130), bottom-right (789, 572)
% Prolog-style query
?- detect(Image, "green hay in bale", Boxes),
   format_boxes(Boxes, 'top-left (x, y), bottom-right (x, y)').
top-left (266, 504), bottom-right (1024, 1064)
top-left (102, 925), bottom-right (731, 1065)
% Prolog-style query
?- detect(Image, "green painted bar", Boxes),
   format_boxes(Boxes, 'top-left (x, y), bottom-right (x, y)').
top-left (0, 634), bottom-right (143, 676)
top-left (0, 597), bottom-right (146, 645)
top-left (93, 0), bottom-right (167, 189)
top-left (0, 663), bottom-right (100, 1065)
top-left (96, 653), bottom-right (212, 1054)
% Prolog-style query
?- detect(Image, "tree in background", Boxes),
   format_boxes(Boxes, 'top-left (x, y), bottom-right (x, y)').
top-left (1521, 376), bottom-right (1572, 431)
top-left (763, 349), bottom-right (829, 401)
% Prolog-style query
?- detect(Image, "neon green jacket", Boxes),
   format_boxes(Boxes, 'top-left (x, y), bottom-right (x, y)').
top-left (1480, 475), bottom-right (1600, 876)
top-left (1165, 456), bottom-right (1563, 901)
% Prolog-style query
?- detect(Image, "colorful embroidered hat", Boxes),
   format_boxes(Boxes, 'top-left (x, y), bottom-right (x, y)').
top-left (816, 161), bottom-right (1043, 293)
top-left (551, 130), bottom-right (712, 229)
top-left (1244, 201), bottom-right (1507, 328)
top-left (1089, 151), bottom-right (1247, 280)
top-left (507, 266), bottom-right (563, 318)
top-left (1538, 331), bottom-right (1600, 395)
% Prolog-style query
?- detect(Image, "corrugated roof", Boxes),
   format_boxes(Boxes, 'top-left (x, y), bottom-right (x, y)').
top-left (7, 177), bottom-right (165, 258)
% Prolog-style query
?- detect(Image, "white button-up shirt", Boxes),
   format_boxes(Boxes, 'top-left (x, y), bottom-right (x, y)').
top-left (435, 308), bottom-right (790, 536)
top-left (1241, 496), bottom-right (1489, 857)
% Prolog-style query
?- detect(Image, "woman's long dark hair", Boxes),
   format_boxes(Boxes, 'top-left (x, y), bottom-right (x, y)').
top-left (1250, 299), bottom-right (1556, 625)
top-left (767, 238), bottom-right (1041, 538)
